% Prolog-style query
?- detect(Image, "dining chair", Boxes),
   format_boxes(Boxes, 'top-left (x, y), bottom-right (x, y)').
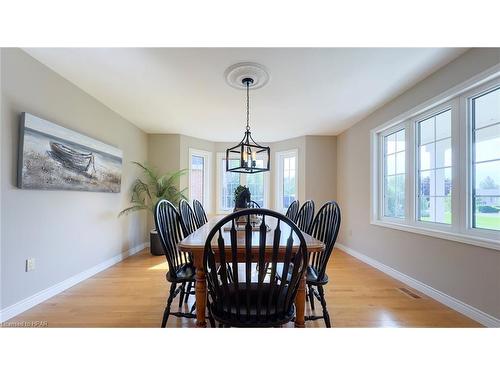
top-left (285, 200), bottom-right (299, 222)
top-left (248, 200), bottom-right (261, 208)
top-left (193, 199), bottom-right (208, 227)
top-left (154, 199), bottom-right (196, 327)
top-left (295, 200), bottom-right (315, 235)
top-left (203, 208), bottom-right (308, 327)
top-left (306, 200), bottom-right (341, 327)
top-left (179, 199), bottom-right (199, 237)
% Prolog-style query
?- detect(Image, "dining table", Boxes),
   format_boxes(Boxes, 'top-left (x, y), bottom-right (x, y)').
top-left (177, 214), bottom-right (325, 327)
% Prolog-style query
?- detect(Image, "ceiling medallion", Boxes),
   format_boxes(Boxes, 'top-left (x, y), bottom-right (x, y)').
top-left (224, 62), bottom-right (270, 90)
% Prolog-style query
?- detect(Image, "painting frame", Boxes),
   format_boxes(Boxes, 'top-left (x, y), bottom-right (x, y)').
top-left (18, 113), bottom-right (123, 193)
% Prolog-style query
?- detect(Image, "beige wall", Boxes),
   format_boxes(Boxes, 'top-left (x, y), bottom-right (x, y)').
top-left (305, 135), bottom-right (337, 205)
top-left (336, 48), bottom-right (500, 319)
top-left (147, 134), bottom-right (181, 175)
top-left (146, 133), bottom-right (181, 229)
top-left (1, 49), bottom-right (149, 309)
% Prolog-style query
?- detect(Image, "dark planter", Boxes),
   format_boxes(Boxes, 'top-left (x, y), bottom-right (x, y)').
top-left (150, 230), bottom-right (164, 256)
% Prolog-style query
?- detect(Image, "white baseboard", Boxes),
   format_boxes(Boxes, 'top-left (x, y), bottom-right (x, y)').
top-left (336, 243), bottom-right (500, 328)
top-left (0, 242), bottom-right (148, 323)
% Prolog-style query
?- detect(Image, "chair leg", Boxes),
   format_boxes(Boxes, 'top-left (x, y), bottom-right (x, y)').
top-left (185, 281), bottom-right (193, 303)
top-left (308, 285), bottom-right (315, 311)
top-left (207, 308), bottom-right (216, 328)
top-left (178, 282), bottom-right (186, 308)
top-left (161, 282), bottom-right (177, 328)
top-left (318, 285), bottom-right (331, 328)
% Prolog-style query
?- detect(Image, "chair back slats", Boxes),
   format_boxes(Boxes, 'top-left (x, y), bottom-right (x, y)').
top-left (154, 200), bottom-right (189, 274)
top-left (204, 208), bottom-right (308, 327)
top-left (256, 217), bottom-right (267, 319)
top-left (266, 221), bottom-right (281, 317)
top-left (285, 200), bottom-right (299, 222)
top-left (296, 200), bottom-right (315, 234)
top-left (193, 199), bottom-right (208, 227)
top-left (310, 201), bottom-right (341, 281)
top-left (229, 222), bottom-right (240, 319)
top-left (216, 230), bottom-right (231, 313)
top-left (179, 199), bottom-right (199, 237)
top-left (244, 218), bottom-right (252, 318)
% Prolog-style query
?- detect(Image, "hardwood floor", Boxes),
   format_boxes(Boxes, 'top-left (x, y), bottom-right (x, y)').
top-left (4, 248), bottom-right (481, 327)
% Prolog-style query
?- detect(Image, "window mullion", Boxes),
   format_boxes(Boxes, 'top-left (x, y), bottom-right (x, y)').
top-left (407, 120), bottom-right (415, 225)
top-left (451, 98), bottom-right (462, 233)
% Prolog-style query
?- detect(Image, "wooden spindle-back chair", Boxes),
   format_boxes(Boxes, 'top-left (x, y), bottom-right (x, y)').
top-left (203, 209), bottom-right (308, 327)
top-left (306, 200), bottom-right (341, 327)
top-left (154, 199), bottom-right (196, 327)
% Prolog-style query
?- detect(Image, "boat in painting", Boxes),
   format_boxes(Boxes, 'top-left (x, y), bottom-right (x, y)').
top-left (49, 141), bottom-right (96, 174)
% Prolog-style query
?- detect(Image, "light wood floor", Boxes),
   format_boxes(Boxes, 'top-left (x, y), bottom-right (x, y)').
top-left (4, 248), bottom-right (481, 327)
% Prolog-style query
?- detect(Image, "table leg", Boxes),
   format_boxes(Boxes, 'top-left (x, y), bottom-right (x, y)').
top-left (194, 253), bottom-right (207, 328)
top-left (294, 273), bottom-right (306, 328)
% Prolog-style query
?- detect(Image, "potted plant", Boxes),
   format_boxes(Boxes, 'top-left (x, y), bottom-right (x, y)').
top-left (234, 185), bottom-right (251, 210)
top-left (118, 162), bottom-right (187, 255)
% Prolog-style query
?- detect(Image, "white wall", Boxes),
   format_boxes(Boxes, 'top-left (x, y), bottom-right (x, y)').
top-left (1, 49), bottom-right (149, 310)
top-left (336, 48), bottom-right (500, 320)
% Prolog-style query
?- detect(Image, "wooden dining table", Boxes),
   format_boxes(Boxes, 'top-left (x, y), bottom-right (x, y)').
top-left (178, 214), bottom-right (325, 327)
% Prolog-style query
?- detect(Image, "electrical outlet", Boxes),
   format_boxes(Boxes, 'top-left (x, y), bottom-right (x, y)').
top-left (26, 258), bottom-right (35, 272)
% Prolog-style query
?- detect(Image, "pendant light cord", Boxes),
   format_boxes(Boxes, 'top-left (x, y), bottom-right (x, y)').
top-left (246, 80), bottom-right (250, 132)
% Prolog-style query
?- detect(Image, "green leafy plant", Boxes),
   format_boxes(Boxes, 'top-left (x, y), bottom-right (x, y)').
top-left (234, 185), bottom-right (251, 208)
top-left (118, 162), bottom-right (187, 217)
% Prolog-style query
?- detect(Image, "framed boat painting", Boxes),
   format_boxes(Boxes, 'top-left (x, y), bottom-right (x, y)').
top-left (18, 113), bottom-right (123, 192)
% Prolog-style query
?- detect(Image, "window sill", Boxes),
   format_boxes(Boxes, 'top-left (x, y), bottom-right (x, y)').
top-left (371, 219), bottom-right (500, 251)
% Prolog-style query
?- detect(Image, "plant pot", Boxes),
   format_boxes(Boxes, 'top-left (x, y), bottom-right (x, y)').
top-left (150, 229), bottom-right (164, 256)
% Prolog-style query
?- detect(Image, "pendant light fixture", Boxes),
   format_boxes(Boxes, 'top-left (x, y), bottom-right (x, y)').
top-left (225, 63), bottom-right (270, 174)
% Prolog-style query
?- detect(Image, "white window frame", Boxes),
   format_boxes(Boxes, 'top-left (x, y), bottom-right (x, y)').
top-left (378, 123), bottom-right (409, 223)
top-left (411, 99), bottom-right (460, 232)
top-left (275, 149), bottom-right (299, 213)
top-left (462, 79), bottom-right (500, 241)
top-left (215, 152), bottom-right (269, 214)
top-left (188, 148), bottom-right (211, 209)
top-left (371, 65), bottom-right (500, 251)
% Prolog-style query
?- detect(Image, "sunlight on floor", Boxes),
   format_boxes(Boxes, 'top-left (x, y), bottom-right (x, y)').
top-left (148, 262), bottom-right (168, 271)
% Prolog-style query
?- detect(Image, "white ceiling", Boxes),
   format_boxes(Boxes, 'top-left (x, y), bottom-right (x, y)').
top-left (24, 48), bottom-right (467, 142)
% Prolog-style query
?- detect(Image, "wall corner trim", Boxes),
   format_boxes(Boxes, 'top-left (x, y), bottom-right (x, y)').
top-left (0, 242), bottom-right (148, 323)
top-left (336, 243), bottom-right (500, 328)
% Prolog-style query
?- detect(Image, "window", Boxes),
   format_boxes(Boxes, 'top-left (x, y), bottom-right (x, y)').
top-left (216, 153), bottom-right (268, 213)
top-left (471, 87), bottom-right (500, 231)
top-left (417, 109), bottom-right (452, 224)
top-left (188, 149), bottom-right (211, 209)
top-left (219, 158), bottom-right (240, 211)
top-left (276, 150), bottom-right (298, 212)
top-left (371, 73), bottom-right (500, 251)
top-left (383, 129), bottom-right (405, 218)
top-left (246, 160), bottom-right (265, 207)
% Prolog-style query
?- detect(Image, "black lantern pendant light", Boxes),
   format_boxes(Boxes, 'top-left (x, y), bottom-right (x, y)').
top-left (226, 77), bottom-right (270, 173)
